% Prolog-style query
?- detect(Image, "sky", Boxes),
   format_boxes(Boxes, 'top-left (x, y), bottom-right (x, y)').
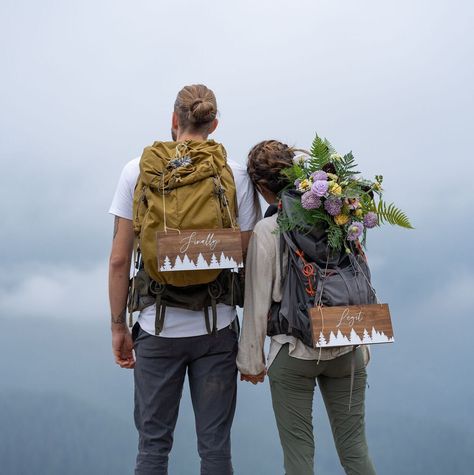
top-left (1, 0), bottom-right (473, 473)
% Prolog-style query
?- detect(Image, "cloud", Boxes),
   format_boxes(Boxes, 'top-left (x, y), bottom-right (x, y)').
top-left (0, 263), bottom-right (109, 321)
top-left (1, 0), bottom-right (472, 277)
top-left (0, 0), bottom-right (472, 322)
top-left (417, 270), bottom-right (474, 325)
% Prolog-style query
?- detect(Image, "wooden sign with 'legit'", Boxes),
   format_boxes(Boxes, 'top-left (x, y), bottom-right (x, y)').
top-left (309, 304), bottom-right (394, 348)
top-left (156, 228), bottom-right (243, 272)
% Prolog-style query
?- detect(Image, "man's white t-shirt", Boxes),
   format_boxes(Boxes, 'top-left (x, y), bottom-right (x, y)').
top-left (109, 156), bottom-right (261, 338)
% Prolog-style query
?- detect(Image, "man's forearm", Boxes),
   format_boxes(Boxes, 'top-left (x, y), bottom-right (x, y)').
top-left (109, 260), bottom-right (131, 328)
top-left (108, 216), bottom-right (135, 330)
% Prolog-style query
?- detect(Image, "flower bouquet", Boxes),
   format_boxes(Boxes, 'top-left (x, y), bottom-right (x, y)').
top-left (279, 134), bottom-right (413, 252)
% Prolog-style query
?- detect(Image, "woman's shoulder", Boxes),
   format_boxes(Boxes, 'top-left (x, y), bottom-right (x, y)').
top-left (253, 213), bottom-right (279, 237)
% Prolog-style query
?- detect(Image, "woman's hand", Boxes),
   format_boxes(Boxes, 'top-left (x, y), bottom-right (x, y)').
top-left (240, 370), bottom-right (266, 385)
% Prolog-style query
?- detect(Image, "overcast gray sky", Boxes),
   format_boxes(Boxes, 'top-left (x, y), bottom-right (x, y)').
top-left (0, 0), bottom-right (472, 327)
top-left (1, 2), bottom-right (474, 473)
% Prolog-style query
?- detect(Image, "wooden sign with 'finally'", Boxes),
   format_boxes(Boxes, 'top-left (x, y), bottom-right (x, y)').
top-left (156, 228), bottom-right (243, 272)
top-left (309, 304), bottom-right (394, 348)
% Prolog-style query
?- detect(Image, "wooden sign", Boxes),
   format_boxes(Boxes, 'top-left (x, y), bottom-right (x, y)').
top-left (156, 228), bottom-right (243, 272)
top-left (309, 304), bottom-right (394, 348)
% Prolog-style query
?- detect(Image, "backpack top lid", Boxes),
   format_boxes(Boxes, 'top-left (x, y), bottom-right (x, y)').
top-left (139, 139), bottom-right (227, 191)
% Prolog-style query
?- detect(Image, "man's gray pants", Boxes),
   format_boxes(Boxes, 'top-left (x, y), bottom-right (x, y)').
top-left (132, 323), bottom-right (238, 475)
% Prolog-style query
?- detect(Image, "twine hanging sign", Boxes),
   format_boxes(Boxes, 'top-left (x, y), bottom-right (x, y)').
top-left (156, 228), bottom-right (243, 272)
top-left (309, 304), bottom-right (394, 348)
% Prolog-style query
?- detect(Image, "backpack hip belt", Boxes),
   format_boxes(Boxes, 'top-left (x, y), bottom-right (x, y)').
top-left (128, 269), bottom-right (243, 335)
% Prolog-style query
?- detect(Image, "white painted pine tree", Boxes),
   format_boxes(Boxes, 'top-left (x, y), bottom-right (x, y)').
top-left (181, 254), bottom-right (196, 270)
top-left (362, 328), bottom-right (371, 344)
top-left (219, 252), bottom-right (227, 267)
top-left (209, 254), bottom-right (219, 268)
top-left (227, 257), bottom-right (238, 269)
top-left (196, 253), bottom-right (208, 269)
top-left (350, 328), bottom-right (362, 344)
top-left (336, 330), bottom-right (350, 345)
top-left (328, 331), bottom-right (337, 346)
top-left (161, 256), bottom-right (172, 272)
top-left (318, 332), bottom-right (327, 347)
top-left (174, 255), bottom-right (183, 269)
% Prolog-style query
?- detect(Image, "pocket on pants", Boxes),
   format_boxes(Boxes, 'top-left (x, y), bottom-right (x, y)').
top-left (323, 347), bottom-right (366, 378)
top-left (215, 327), bottom-right (238, 354)
top-left (131, 322), bottom-right (140, 343)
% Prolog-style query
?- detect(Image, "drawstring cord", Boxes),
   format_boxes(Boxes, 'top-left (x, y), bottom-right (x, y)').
top-left (215, 175), bottom-right (237, 230)
top-left (315, 252), bottom-right (330, 364)
top-left (161, 169), bottom-right (181, 235)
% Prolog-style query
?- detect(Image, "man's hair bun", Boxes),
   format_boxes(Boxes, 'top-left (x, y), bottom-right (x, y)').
top-left (174, 84), bottom-right (217, 130)
top-left (188, 98), bottom-right (216, 124)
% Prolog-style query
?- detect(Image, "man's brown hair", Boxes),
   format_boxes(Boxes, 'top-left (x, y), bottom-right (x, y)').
top-left (174, 84), bottom-right (217, 133)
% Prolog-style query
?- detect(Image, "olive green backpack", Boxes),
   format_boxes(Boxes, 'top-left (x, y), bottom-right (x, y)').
top-left (132, 139), bottom-right (239, 288)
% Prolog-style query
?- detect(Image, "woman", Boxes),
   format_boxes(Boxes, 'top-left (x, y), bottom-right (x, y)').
top-left (237, 140), bottom-right (376, 475)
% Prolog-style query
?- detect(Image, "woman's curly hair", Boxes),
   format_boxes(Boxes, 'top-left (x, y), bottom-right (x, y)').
top-left (247, 140), bottom-right (295, 194)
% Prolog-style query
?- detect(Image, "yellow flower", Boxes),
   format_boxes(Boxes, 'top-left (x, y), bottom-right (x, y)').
top-left (330, 153), bottom-right (343, 161)
top-left (298, 179), bottom-right (312, 192)
top-left (334, 214), bottom-right (350, 225)
top-left (330, 183), bottom-right (343, 196)
top-left (354, 209), bottom-right (363, 217)
top-left (327, 172), bottom-right (339, 181)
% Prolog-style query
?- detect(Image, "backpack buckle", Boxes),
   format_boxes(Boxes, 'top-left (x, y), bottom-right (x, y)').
top-left (149, 280), bottom-right (166, 296)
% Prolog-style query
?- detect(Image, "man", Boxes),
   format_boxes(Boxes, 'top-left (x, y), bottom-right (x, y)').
top-left (108, 84), bottom-right (261, 475)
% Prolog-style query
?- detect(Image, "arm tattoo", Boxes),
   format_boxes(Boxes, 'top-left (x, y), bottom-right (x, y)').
top-left (113, 216), bottom-right (119, 239)
top-left (111, 308), bottom-right (126, 325)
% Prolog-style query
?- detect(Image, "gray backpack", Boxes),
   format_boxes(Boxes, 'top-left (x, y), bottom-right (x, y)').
top-left (267, 190), bottom-right (377, 347)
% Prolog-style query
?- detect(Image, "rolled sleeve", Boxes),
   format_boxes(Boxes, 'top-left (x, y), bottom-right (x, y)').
top-left (237, 229), bottom-right (275, 375)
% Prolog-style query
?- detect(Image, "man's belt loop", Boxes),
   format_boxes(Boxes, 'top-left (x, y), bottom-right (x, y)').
top-left (203, 307), bottom-right (212, 335)
top-left (211, 297), bottom-right (218, 336)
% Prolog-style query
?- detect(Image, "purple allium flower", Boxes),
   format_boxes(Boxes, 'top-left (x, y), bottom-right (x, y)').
top-left (347, 221), bottom-right (364, 241)
top-left (294, 179), bottom-right (301, 188)
top-left (311, 170), bottom-right (328, 182)
top-left (324, 197), bottom-right (343, 216)
top-left (363, 211), bottom-right (378, 228)
top-left (301, 191), bottom-right (322, 210)
top-left (311, 180), bottom-right (329, 197)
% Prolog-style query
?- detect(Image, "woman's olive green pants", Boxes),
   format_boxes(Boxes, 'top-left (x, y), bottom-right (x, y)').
top-left (267, 345), bottom-right (376, 475)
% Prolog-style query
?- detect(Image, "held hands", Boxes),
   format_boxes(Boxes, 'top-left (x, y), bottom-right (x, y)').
top-left (240, 370), bottom-right (266, 385)
top-left (112, 325), bottom-right (135, 369)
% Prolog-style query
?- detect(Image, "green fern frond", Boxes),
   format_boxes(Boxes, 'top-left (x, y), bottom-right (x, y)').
top-left (281, 164), bottom-right (304, 184)
top-left (327, 224), bottom-right (343, 250)
top-left (377, 201), bottom-right (413, 229)
top-left (360, 195), bottom-right (376, 213)
top-left (335, 152), bottom-right (360, 180)
top-left (309, 135), bottom-right (334, 171)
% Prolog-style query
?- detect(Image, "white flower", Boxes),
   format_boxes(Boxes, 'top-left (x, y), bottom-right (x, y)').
top-left (293, 153), bottom-right (310, 166)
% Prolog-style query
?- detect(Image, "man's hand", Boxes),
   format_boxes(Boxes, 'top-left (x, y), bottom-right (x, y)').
top-left (240, 371), bottom-right (266, 385)
top-left (112, 323), bottom-right (135, 369)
